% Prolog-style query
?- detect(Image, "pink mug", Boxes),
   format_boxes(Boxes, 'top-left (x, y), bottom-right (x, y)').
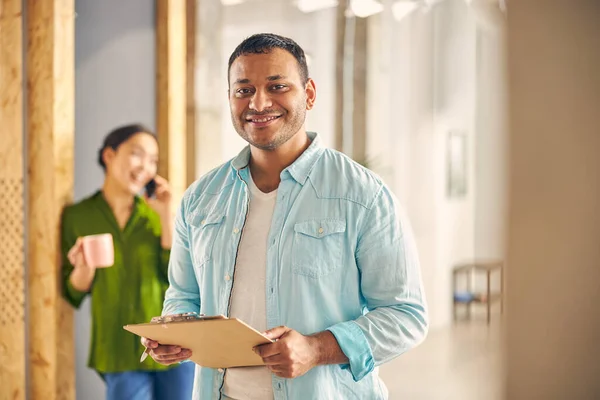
top-left (81, 233), bottom-right (114, 268)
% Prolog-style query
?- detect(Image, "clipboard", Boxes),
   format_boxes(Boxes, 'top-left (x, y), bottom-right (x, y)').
top-left (123, 314), bottom-right (273, 369)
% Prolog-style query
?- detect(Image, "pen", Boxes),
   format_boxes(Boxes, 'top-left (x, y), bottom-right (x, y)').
top-left (140, 346), bottom-right (150, 363)
top-left (139, 312), bottom-right (205, 363)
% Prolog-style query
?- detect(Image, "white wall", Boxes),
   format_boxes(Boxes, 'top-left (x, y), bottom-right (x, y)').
top-left (74, 0), bottom-right (155, 398)
top-left (368, 0), bottom-right (508, 328)
top-left (432, 0), bottom-right (478, 327)
top-left (474, 26), bottom-right (507, 262)
top-left (195, 0), bottom-right (225, 178)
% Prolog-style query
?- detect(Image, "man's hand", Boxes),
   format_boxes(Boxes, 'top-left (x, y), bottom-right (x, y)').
top-left (254, 326), bottom-right (320, 379)
top-left (141, 337), bottom-right (192, 365)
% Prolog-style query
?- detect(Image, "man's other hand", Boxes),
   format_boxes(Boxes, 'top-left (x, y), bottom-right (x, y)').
top-left (254, 326), bottom-right (319, 379)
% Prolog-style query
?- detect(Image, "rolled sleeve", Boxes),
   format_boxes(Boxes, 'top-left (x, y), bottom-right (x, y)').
top-left (63, 276), bottom-right (89, 308)
top-left (327, 320), bottom-right (375, 382)
top-left (349, 184), bottom-right (428, 368)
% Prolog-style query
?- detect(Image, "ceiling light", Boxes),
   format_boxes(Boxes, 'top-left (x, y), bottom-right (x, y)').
top-left (466, 0), bottom-right (506, 31)
top-left (220, 0), bottom-right (245, 6)
top-left (350, 0), bottom-right (383, 18)
top-left (392, 1), bottom-right (420, 21)
top-left (296, 0), bottom-right (338, 13)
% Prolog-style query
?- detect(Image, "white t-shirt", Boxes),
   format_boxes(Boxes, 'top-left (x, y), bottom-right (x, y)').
top-left (223, 173), bottom-right (277, 400)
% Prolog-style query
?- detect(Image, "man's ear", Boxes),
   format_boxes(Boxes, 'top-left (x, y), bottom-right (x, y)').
top-left (305, 78), bottom-right (317, 110)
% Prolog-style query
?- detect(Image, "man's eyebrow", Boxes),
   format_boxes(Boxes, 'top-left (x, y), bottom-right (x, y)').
top-left (267, 75), bottom-right (286, 81)
top-left (233, 75), bottom-right (287, 85)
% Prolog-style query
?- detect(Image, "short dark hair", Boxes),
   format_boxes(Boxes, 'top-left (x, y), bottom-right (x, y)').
top-left (98, 123), bottom-right (155, 170)
top-left (227, 33), bottom-right (309, 85)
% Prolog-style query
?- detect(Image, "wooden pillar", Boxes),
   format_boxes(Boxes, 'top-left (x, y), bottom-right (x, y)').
top-left (334, 0), bottom-right (348, 152)
top-left (506, 1), bottom-right (600, 398)
top-left (26, 0), bottom-right (76, 399)
top-left (352, 16), bottom-right (368, 163)
top-left (186, 0), bottom-right (197, 186)
top-left (0, 0), bottom-right (25, 398)
top-left (156, 0), bottom-right (187, 203)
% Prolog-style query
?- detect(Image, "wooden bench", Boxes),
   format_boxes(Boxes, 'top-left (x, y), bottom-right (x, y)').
top-left (452, 260), bottom-right (504, 324)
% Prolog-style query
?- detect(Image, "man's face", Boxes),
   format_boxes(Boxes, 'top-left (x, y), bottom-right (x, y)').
top-left (228, 48), bottom-right (316, 151)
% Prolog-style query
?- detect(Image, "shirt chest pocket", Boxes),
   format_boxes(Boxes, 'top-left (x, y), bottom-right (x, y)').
top-left (292, 219), bottom-right (346, 278)
top-left (188, 212), bottom-right (225, 267)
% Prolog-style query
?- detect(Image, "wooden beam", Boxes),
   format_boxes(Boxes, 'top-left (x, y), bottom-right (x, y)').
top-left (0, 0), bottom-right (25, 397)
top-left (26, 0), bottom-right (75, 399)
top-left (156, 0), bottom-right (187, 203)
top-left (186, 0), bottom-right (197, 186)
top-left (506, 1), bottom-right (600, 398)
top-left (334, 0), bottom-right (348, 152)
top-left (352, 16), bottom-right (368, 163)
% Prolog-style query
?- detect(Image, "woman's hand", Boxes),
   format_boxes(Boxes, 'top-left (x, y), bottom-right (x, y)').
top-left (146, 175), bottom-right (174, 249)
top-left (67, 238), bottom-right (94, 271)
top-left (146, 175), bottom-right (173, 220)
top-left (67, 238), bottom-right (97, 292)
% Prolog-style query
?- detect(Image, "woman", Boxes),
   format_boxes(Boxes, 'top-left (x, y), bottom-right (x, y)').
top-left (61, 124), bottom-right (194, 400)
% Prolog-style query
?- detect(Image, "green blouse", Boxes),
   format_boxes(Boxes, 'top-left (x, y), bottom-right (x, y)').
top-left (61, 191), bottom-right (174, 374)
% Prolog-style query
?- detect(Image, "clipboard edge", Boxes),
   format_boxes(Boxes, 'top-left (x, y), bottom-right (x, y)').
top-left (123, 315), bottom-right (274, 343)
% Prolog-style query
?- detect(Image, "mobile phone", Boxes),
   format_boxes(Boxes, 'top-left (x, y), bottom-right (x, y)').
top-left (145, 178), bottom-right (157, 198)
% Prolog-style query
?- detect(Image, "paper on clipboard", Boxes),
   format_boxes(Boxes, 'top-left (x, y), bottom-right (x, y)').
top-left (123, 315), bottom-right (273, 369)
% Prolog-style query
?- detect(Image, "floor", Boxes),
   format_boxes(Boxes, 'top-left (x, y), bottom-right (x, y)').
top-left (380, 319), bottom-right (504, 400)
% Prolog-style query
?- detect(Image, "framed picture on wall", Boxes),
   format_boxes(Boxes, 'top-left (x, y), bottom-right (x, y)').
top-left (447, 131), bottom-right (467, 198)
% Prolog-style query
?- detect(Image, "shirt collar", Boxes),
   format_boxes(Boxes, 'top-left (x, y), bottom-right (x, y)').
top-left (93, 190), bottom-right (146, 233)
top-left (231, 131), bottom-right (324, 185)
top-left (94, 190), bottom-right (144, 210)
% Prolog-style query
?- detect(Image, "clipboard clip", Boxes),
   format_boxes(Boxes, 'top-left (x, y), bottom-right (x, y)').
top-left (140, 312), bottom-right (206, 363)
top-left (149, 312), bottom-right (205, 324)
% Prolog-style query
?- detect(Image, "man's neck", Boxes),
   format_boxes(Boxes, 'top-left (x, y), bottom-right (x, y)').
top-left (249, 131), bottom-right (310, 193)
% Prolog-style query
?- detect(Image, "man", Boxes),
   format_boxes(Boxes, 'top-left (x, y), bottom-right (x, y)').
top-left (143, 33), bottom-right (428, 400)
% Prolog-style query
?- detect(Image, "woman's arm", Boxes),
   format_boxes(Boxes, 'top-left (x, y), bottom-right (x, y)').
top-left (61, 209), bottom-right (94, 308)
top-left (159, 213), bottom-right (173, 250)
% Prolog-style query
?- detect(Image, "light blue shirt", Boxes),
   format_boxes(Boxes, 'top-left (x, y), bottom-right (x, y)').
top-left (163, 132), bottom-right (428, 400)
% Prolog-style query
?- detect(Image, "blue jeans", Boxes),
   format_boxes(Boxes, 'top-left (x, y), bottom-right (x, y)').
top-left (104, 363), bottom-right (195, 400)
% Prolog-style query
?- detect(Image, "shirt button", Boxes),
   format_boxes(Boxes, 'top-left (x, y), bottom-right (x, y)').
top-left (318, 227), bottom-right (324, 234)
top-left (201, 219), bottom-right (206, 225)
top-left (225, 275), bottom-right (231, 281)
top-left (233, 228), bottom-right (239, 234)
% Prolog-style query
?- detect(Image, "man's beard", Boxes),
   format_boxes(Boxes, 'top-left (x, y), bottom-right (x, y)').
top-left (231, 103), bottom-right (307, 151)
